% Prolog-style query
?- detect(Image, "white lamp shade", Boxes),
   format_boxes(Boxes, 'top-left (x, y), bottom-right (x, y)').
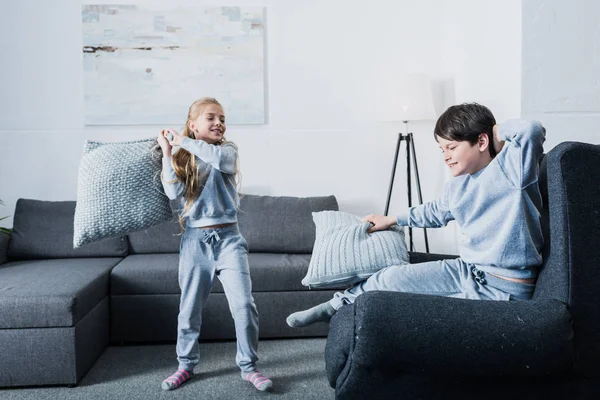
top-left (378, 73), bottom-right (436, 122)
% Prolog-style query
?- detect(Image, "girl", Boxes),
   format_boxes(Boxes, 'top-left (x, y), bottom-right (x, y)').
top-left (157, 97), bottom-right (272, 392)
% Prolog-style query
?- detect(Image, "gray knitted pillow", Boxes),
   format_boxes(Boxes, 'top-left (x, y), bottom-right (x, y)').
top-left (73, 138), bottom-right (174, 248)
top-left (302, 211), bottom-right (409, 288)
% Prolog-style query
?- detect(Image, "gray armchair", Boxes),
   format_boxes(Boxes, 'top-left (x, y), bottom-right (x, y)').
top-left (325, 142), bottom-right (600, 399)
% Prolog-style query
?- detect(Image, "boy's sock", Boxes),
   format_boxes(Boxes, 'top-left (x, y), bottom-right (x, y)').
top-left (286, 301), bottom-right (336, 327)
top-left (161, 368), bottom-right (193, 391)
top-left (242, 370), bottom-right (273, 391)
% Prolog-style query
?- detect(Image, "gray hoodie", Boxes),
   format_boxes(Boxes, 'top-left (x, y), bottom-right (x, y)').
top-left (161, 137), bottom-right (239, 227)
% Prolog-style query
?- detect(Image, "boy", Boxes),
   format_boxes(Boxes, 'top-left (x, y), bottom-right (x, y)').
top-left (287, 103), bottom-right (546, 328)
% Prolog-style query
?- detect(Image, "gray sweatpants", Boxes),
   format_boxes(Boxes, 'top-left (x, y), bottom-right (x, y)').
top-left (330, 257), bottom-right (535, 310)
top-left (176, 224), bottom-right (259, 372)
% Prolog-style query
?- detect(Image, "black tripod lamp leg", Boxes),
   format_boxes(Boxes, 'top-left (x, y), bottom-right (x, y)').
top-left (384, 132), bottom-right (403, 216)
top-left (408, 133), bottom-right (430, 253)
top-left (406, 135), bottom-right (414, 251)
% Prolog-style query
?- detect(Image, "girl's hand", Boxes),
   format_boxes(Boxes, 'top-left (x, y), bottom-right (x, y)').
top-left (164, 128), bottom-right (184, 147)
top-left (158, 130), bottom-right (173, 157)
top-left (362, 214), bottom-right (397, 234)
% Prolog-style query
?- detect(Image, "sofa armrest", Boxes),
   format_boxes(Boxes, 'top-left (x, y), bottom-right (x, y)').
top-left (0, 233), bottom-right (9, 265)
top-left (408, 251), bottom-right (458, 264)
top-left (326, 291), bottom-right (574, 389)
top-left (325, 304), bottom-right (355, 388)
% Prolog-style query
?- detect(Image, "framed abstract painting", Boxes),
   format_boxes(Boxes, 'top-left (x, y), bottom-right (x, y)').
top-left (82, 4), bottom-right (265, 125)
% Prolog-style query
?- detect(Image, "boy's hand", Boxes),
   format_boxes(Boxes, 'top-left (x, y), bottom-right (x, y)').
top-left (492, 124), bottom-right (505, 154)
top-left (362, 214), bottom-right (397, 233)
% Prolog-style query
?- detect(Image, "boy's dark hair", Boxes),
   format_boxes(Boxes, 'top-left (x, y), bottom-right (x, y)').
top-left (434, 102), bottom-right (497, 158)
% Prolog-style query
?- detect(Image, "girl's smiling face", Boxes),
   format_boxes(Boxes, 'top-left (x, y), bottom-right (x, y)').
top-left (188, 104), bottom-right (226, 144)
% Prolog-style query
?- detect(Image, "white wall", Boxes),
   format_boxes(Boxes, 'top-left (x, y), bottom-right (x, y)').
top-left (0, 0), bottom-right (523, 255)
top-left (522, 0), bottom-right (600, 149)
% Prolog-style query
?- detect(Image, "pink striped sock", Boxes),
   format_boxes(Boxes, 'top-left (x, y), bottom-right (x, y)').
top-left (161, 368), bottom-right (192, 391)
top-left (242, 370), bottom-right (273, 391)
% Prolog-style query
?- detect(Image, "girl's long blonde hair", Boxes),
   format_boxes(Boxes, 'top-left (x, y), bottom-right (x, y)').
top-left (169, 97), bottom-right (241, 228)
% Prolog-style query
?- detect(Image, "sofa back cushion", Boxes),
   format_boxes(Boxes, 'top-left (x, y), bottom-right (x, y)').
top-left (127, 220), bottom-right (182, 254)
top-left (127, 194), bottom-right (339, 254)
top-left (238, 194), bottom-right (338, 253)
top-left (8, 199), bottom-right (128, 260)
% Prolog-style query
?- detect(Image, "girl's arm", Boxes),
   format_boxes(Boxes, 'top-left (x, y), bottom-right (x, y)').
top-left (161, 157), bottom-right (185, 200)
top-left (158, 130), bottom-right (184, 200)
top-left (164, 129), bottom-right (237, 174)
top-left (179, 137), bottom-right (238, 174)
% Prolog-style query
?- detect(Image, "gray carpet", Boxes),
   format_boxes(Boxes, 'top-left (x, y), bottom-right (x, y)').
top-left (0, 338), bottom-right (335, 400)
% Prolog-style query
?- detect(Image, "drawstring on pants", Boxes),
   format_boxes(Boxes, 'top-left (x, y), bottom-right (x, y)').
top-left (471, 266), bottom-right (487, 285)
top-left (202, 230), bottom-right (221, 260)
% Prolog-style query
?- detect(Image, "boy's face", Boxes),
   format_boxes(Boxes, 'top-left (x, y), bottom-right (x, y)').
top-left (188, 104), bottom-right (226, 144)
top-left (438, 135), bottom-right (491, 177)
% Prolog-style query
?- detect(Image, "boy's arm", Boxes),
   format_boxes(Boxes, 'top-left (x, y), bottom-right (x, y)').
top-left (366, 184), bottom-right (454, 232)
top-left (494, 119), bottom-right (546, 188)
top-left (398, 182), bottom-right (453, 228)
top-left (180, 137), bottom-right (237, 174)
top-left (397, 198), bottom-right (454, 228)
top-left (161, 157), bottom-right (185, 200)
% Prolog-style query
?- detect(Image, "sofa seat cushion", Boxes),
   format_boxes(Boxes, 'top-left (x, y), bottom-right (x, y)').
top-left (111, 253), bottom-right (350, 295)
top-left (0, 258), bottom-right (121, 329)
top-left (110, 254), bottom-right (179, 295)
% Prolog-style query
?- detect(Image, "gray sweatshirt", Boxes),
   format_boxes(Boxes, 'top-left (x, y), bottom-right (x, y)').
top-left (161, 137), bottom-right (239, 227)
top-left (397, 119), bottom-right (546, 279)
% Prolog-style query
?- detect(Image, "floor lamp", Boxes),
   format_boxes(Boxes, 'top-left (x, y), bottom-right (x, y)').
top-left (384, 121), bottom-right (429, 253)
top-left (380, 74), bottom-right (436, 253)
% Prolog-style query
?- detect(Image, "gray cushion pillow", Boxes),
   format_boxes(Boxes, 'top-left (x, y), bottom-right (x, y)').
top-left (302, 211), bottom-right (409, 288)
top-left (73, 138), bottom-right (174, 248)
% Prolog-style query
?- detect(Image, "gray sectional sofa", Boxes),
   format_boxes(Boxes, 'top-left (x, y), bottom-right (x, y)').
top-left (0, 194), bottom-right (341, 387)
